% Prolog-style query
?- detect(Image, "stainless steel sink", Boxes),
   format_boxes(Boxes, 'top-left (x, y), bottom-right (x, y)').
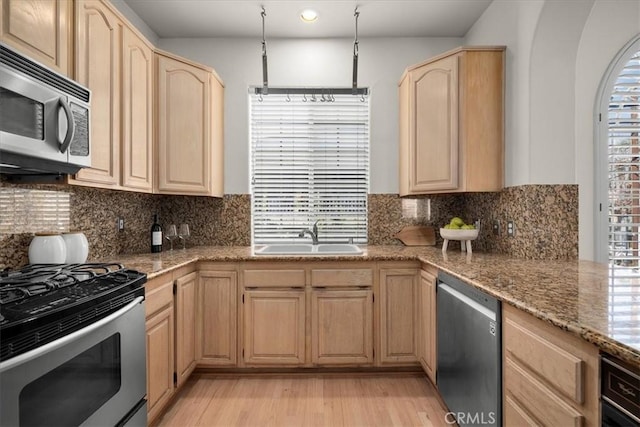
top-left (254, 243), bottom-right (362, 255)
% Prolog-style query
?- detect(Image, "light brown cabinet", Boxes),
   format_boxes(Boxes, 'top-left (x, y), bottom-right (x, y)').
top-left (174, 271), bottom-right (197, 387)
top-left (241, 264), bottom-right (375, 367)
top-left (71, 0), bottom-right (121, 187)
top-left (197, 269), bottom-right (237, 366)
top-left (399, 46), bottom-right (504, 195)
top-left (155, 51), bottom-right (223, 196)
top-left (71, 0), bottom-right (155, 192)
top-left (0, 0), bottom-right (73, 76)
top-left (379, 267), bottom-right (419, 364)
top-left (311, 289), bottom-right (373, 365)
top-left (418, 267), bottom-right (437, 384)
top-left (503, 304), bottom-right (599, 427)
top-left (243, 289), bottom-right (306, 365)
top-left (144, 266), bottom-right (197, 424)
top-left (121, 24), bottom-right (153, 192)
top-left (145, 274), bottom-right (175, 424)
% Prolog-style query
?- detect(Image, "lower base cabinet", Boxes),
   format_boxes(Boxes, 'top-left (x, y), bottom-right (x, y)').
top-left (243, 289), bottom-right (306, 365)
top-left (418, 267), bottom-right (437, 384)
top-left (379, 267), bottom-right (420, 364)
top-left (502, 304), bottom-right (599, 427)
top-left (145, 275), bottom-right (175, 424)
top-left (311, 289), bottom-right (373, 365)
top-left (198, 270), bottom-right (238, 366)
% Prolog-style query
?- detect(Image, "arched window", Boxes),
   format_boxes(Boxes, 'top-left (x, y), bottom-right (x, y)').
top-left (597, 37), bottom-right (640, 270)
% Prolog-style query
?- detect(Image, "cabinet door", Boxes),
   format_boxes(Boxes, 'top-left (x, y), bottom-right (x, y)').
top-left (146, 303), bottom-right (174, 424)
top-left (175, 272), bottom-right (197, 387)
top-left (407, 55), bottom-right (459, 194)
top-left (71, 0), bottom-right (121, 187)
top-left (210, 73), bottom-right (224, 197)
top-left (243, 289), bottom-right (305, 365)
top-left (0, 0), bottom-right (72, 76)
top-left (379, 269), bottom-right (419, 364)
top-left (419, 270), bottom-right (437, 383)
top-left (121, 24), bottom-right (153, 192)
top-left (311, 289), bottom-right (373, 365)
top-left (156, 53), bottom-right (212, 195)
top-left (198, 271), bottom-right (237, 366)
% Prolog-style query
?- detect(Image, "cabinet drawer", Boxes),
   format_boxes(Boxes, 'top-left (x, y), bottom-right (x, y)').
top-left (505, 317), bottom-right (584, 403)
top-left (145, 279), bottom-right (173, 318)
top-left (311, 269), bottom-right (373, 287)
top-left (504, 394), bottom-right (541, 427)
top-left (243, 269), bottom-right (305, 287)
top-left (505, 358), bottom-right (583, 427)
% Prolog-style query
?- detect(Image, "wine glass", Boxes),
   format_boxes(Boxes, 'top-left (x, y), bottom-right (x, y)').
top-left (178, 224), bottom-right (190, 249)
top-left (165, 224), bottom-right (178, 251)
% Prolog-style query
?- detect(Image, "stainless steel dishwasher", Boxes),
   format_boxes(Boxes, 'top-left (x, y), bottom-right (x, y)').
top-left (437, 271), bottom-right (501, 427)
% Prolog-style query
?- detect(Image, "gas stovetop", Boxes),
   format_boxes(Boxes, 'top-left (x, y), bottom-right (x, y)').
top-left (0, 263), bottom-right (146, 362)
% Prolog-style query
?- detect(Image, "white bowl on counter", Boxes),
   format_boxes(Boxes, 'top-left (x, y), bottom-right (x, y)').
top-left (62, 231), bottom-right (89, 263)
top-left (439, 228), bottom-right (479, 254)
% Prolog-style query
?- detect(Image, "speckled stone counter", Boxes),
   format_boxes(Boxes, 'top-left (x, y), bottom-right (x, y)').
top-left (106, 245), bottom-right (640, 367)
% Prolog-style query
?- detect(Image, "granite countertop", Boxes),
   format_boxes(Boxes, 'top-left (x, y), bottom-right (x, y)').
top-left (109, 245), bottom-right (640, 366)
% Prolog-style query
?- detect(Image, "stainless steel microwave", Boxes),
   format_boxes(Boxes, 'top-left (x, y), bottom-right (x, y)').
top-left (0, 43), bottom-right (91, 175)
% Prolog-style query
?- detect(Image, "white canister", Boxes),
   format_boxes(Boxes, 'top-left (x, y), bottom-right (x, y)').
top-left (28, 232), bottom-right (67, 264)
top-left (62, 231), bottom-right (89, 263)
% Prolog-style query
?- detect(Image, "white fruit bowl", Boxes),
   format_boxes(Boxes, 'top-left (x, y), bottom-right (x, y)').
top-left (439, 228), bottom-right (479, 241)
top-left (440, 228), bottom-right (479, 254)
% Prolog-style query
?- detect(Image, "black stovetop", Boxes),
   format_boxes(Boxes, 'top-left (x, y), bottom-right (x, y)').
top-left (0, 263), bottom-right (146, 362)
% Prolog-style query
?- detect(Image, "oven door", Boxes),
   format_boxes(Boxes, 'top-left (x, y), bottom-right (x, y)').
top-left (0, 297), bottom-right (146, 427)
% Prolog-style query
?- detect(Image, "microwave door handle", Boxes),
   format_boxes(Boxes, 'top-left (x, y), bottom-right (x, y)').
top-left (58, 97), bottom-right (75, 153)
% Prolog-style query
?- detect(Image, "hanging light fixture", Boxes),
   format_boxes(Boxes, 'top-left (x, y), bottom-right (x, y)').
top-left (261, 6), bottom-right (268, 94)
top-left (352, 7), bottom-right (359, 94)
top-left (254, 6), bottom-right (367, 97)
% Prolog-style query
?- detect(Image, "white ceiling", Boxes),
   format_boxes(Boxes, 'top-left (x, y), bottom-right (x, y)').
top-left (122, 0), bottom-right (493, 38)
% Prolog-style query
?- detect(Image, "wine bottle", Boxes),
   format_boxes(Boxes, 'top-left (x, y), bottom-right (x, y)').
top-left (151, 214), bottom-right (163, 253)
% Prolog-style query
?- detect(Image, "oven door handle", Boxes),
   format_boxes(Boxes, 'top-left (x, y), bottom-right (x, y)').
top-left (0, 296), bottom-right (144, 372)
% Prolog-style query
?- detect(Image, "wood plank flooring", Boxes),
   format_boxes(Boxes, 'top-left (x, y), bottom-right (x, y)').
top-left (156, 373), bottom-right (451, 427)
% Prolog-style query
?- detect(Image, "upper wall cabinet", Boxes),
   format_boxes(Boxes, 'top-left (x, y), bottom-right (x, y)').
top-left (399, 46), bottom-right (505, 195)
top-left (0, 0), bottom-right (73, 76)
top-left (155, 50), bottom-right (224, 197)
top-left (70, 0), bottom-right (154, 192)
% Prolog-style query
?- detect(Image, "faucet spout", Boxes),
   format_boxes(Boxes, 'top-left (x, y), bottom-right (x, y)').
top-left (298, 227), bottom-right (319, 245)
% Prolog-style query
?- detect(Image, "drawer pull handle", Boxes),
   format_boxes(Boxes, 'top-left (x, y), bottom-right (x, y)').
top-left (618, 383), bottom-right (637, 397)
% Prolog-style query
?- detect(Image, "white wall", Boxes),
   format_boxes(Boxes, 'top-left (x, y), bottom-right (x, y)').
top-left (158, 37), bottom-right (462, 194)
top-left (109, 0), bottom-right (159, 45)
top-left (464, 0), bottom-right (544, 187)
top-left (466, 0), bottom-right (640, 260)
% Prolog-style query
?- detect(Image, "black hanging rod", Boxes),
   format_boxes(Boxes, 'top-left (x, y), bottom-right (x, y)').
top-left (251, 87), bottom-right (369, 96)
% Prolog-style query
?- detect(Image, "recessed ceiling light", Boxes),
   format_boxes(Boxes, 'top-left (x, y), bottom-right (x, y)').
top-left (300, 9), bottom-right (318, 23)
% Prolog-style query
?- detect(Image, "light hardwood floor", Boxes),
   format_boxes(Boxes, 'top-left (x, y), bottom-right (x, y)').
top-left (155, 373), bottom-right (451, 427)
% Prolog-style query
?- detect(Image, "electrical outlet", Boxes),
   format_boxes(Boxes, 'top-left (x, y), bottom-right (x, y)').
top-left (117, 218), bottom-right (125, 232)
top-left (492, 220), bottom-right (500, 236)
top-left (507, 220), bottom-right (515, 237)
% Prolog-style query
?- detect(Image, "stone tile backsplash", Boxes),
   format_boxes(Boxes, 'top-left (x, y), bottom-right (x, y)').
top-left (0, 181), bottom-right (578, 269)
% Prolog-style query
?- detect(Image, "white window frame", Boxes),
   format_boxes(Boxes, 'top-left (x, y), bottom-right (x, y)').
top-left (595, 36), bottom-right (640, 266)
top-left (249, 91), bottom-right (370, 245)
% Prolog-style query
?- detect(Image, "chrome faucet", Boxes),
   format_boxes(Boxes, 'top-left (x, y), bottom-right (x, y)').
top-left (298, 220), bottom-right (319, 244)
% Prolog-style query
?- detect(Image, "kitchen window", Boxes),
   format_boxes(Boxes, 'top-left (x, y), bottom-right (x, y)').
top-left (250, 92), bottom-right (370, 244)
top-left (600, 40), bottom-right (640, 270)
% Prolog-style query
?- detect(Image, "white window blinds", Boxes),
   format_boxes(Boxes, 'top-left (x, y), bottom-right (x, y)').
top-left (250, 92), bottom-right (369, 244)
top-left (608, 50), bottom-right (640, 270)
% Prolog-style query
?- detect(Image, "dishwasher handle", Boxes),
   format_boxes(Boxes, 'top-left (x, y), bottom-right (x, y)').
top-left (439, 283), bottom-right (497, 321)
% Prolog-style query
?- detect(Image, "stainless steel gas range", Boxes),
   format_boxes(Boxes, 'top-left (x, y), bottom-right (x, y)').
top-left (0, 263), bottom-right (147, 427)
